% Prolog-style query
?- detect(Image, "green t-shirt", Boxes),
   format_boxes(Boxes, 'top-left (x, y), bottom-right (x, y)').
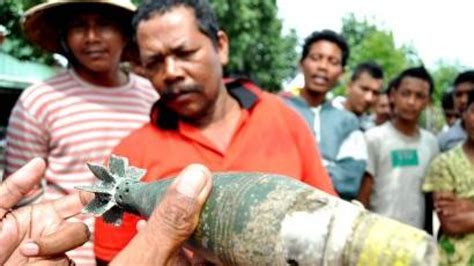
top-left (423, 145), bottom-right (474, 266)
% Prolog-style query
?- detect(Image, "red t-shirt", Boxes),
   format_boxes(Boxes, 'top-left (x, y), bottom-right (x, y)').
top-left (94, 80), bottom-right (336, 261)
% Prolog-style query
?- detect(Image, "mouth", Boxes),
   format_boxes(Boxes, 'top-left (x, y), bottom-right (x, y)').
top-left (84, 48), bottom-right (108, 59)
top-left (310, 74), bottom-right (329, 85)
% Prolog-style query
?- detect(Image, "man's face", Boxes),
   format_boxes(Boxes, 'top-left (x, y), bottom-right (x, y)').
top-left (66, 12), bottom-right (126, 73)
top-left (346, 72), bottom-right (383, 115)
top-left (374, 94), bottom-right (391, 123)
top-left (391, 77), bottom-right (430, 123)
top-left (454, 82), bottom-right (474, 114)
top-left (463, 102), bottom-right (474, 141)
top-left (137, 6), bottom-right (229, 120)
top-left (444, 109), bottom-right (459, 127)
top-left (300, 40), bottom-right (344, 94)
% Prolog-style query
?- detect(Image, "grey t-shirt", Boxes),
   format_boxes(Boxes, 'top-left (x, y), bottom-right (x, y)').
top-left (365, 122), bottom-right (439, 228)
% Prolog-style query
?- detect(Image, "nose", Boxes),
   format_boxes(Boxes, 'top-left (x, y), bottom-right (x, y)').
top-left (365, 92), bottom-right (375, 105)
top-left (85, 27), bottom-right (100, 42)
top-left (316, 58), bottom-right (330, 71)
top-left (163, 56), bottom-right (184, 84)
top-left (407, 94), bottom-right (417, 106)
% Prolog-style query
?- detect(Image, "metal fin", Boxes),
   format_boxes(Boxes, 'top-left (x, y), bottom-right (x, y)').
top-left (109, 155), bottom-right (128, 177)
top-left (126, 166), bottom-right (146, 181)
top-left (83, 195), bottom-right (116, 216)
top-left (103, 206), bottom-right (124, 226)
top-left (87, 163), bottom-right (116, 183)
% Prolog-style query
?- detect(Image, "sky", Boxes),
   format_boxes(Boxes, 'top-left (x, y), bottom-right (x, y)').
top-left (277, 0), bottom-right (473, 69)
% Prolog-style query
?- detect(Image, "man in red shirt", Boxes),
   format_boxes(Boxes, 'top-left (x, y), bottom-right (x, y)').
top-left (94, 0), bottom-right (336, 263)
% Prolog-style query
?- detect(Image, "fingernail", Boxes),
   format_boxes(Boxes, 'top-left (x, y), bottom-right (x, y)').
top-left (21, 241), bottom-right (39, 256)
top-left (175, 164), bottom-right (209, 198)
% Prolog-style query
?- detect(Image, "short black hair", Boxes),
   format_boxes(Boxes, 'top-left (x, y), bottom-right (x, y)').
top-left (385, 77), bottom-right (399, 95)
top-left (393, 66), bottom-right (434, 95)
top-left (351, 61), bottom-right (384, 81)
top-left (300, 29), bottom-right (349, 67)
top-left (441, 91), bottom-right (455, 110)
top-left (132, 0), bottom-right (220, 47)
top-left (453, 70), bottom-right (474, 88)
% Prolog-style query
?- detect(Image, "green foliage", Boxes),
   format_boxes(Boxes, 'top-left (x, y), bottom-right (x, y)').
top-left (210, 0), bottom-right (298, 91)
top-left (431, 62), bottom-right (460, 105)
top-left (342, 14), bottom-right (417, 83)
top-left (0, 0), bottom-right (54, 64)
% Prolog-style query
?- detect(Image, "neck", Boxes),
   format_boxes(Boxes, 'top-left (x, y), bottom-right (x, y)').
top-left (192, 84), bottom-right (240, 128)
top-left (343, 100), bottom-right (359, 115)
top-left (392, 116), bottom-right (418, 136)
top-left (74, 65), bottom-right (127, 87)
top-left (301, 87), bottom-right (326, 107)
top-left (463, 138), bottom-right (474, 162)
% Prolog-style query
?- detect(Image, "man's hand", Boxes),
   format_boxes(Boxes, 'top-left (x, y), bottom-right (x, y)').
top-left (434, 192), bottom-right (474, 235)
top-left (0, 158), bottom-right (91, 265)
top-left (434, 192), bottom-right (474, 216)
top-left (111, 164), bottom-right (213, 265)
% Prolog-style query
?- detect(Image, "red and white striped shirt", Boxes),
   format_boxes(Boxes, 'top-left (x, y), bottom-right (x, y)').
top-left (5, 69), bottom-right (158, 265)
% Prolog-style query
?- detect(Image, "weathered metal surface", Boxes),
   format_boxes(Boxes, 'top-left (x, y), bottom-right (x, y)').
top-left (78, 155), bottom-right (437, 265)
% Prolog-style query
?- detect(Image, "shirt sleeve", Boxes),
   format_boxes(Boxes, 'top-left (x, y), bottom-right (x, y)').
top-left (5, 96), bottom-right (49, 176)
top-left (325, 130), bottom-right (368, 199)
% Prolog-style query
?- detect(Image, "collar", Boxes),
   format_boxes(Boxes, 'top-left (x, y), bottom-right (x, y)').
top-left (151, 78), bottom-right (261, 130)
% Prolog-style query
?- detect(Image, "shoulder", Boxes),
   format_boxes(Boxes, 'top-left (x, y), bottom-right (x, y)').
top-left (16, 71), bottom-right (74, 107)
top-left (322, 103), bottom-right (359, 128)
top-left (114, 123), bottom-right (156, 155)
top-left (129, 73), bottom-right (157, 94)
top-left (365, 123), bottom-right (389, 140)
top-left (420, 128), bottom-right (440, 152)
top-left (278, 90), bottom-right (308, 107)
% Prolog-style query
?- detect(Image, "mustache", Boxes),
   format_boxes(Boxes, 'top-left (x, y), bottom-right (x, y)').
top-left (160, 84), bottom-right (203, 101)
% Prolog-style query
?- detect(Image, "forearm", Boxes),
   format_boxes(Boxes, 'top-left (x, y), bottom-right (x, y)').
top-left (357, 173), bottom-right (373, 208)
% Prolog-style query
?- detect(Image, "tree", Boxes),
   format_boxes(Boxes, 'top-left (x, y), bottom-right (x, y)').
top-left (3, 0), bottom-right (298, 92)
top-left (209, 0), bottom-right (298, 91)
top-left (0, 0), bottom-right (54, 64)
top-left (341, 14), bottom-right (418, 82)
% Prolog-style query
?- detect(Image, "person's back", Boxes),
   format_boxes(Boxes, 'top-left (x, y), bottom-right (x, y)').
top-left (5, 1), bottom-right (157, 264)
top-left (358, 66), bottom-right (439, 230)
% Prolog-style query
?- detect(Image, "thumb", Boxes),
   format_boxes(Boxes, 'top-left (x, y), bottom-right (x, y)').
top-left (111, 164), bottom-right (212, 265)
top-left (147, 164), bottom-right (213, 252)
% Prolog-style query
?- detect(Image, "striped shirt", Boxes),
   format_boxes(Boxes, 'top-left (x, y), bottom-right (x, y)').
top-left (5, 69), bottom-right (158, 266)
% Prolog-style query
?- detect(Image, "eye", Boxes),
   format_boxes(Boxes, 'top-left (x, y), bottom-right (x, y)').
top-left (329, 58), bottom-right (341, 66)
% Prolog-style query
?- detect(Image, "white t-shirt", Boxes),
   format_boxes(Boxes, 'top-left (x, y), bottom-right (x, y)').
top-left (365, 122), bottom-right (439, 228)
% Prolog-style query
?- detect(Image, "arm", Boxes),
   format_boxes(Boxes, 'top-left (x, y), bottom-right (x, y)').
top-left (357, 172), bottom-right (374, 208)
top-left (326, 130), bottom-right (368, 200)
top-left (292, 115), bottom-right (337, 196)
top-left (434, 192), bottom-right (474, 235)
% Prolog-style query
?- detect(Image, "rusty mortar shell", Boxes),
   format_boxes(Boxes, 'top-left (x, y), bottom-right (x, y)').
top-left (77, 155), bottom-right (438, 265)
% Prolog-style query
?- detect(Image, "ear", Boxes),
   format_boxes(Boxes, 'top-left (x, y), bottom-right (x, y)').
top-left (217, 31), bottom-right (229, 66)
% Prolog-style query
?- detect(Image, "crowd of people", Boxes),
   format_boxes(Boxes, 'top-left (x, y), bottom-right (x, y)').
top-left (1, 0), bottom-right (474, 265)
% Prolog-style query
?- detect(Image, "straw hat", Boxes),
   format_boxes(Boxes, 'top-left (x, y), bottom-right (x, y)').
top-left (22, 0), bottom-right (136, 54)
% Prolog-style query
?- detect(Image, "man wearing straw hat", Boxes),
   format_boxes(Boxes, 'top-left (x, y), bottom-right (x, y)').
top-left (4, 0), bottom-right (157, 264)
